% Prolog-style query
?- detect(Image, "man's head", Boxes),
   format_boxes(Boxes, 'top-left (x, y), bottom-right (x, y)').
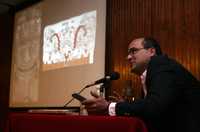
top-left (127, 37), bottom-right (162, 75)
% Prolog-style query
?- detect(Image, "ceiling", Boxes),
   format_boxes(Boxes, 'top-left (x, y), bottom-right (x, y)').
top-left (0, 0), bottom-right (41, 13)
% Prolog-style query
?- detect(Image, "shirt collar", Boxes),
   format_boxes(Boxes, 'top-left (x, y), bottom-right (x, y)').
top-left (140, 70), bottom-right (147, 79)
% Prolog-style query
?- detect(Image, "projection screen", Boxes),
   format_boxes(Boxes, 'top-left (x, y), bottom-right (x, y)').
top-left (9, 0), bottom-right (106, 107)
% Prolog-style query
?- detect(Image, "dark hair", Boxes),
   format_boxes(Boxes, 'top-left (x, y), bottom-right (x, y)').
top-left (143, 37), bottom-right (162, 55)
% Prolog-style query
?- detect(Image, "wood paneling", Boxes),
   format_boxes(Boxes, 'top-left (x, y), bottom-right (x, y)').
top-left (106, 0), bottom-right (200, 98)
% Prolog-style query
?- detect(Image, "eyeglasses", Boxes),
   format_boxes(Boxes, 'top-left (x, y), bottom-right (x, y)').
top-left (128, 47), bottom-right (145, 55)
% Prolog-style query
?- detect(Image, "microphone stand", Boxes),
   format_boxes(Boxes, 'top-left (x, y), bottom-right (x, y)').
top-left (99, 83), bottom-right (105, 97)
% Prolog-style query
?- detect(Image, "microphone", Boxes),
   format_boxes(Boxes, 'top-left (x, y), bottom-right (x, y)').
top-left (64, 72), bottom-right (120, 107)
top-left (85, 72), bottom-right (120, 88)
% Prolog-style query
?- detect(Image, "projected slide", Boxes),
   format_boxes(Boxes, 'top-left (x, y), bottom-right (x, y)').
top-left (43, 10), bottom-right (96, 71)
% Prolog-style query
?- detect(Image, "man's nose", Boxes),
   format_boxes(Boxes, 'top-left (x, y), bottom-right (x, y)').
top-left (127, 54), bottom-right (132, 61)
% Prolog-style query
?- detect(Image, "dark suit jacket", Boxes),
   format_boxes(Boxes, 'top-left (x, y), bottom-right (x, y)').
top-left (116, 55), bottom-right (200, 132)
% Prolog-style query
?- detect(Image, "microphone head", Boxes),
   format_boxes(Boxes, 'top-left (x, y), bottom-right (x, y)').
top-left (109, 72), bottom-right (120, 80)
top-left (90, 72), bottom-right (120, 86)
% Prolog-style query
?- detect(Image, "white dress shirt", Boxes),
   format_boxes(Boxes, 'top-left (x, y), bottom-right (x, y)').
top-left (140, 70), bottom-right (147, 97)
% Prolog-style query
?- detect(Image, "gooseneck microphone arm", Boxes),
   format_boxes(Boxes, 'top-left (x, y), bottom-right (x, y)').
top-left (64, 85), bottom-right (88, 107)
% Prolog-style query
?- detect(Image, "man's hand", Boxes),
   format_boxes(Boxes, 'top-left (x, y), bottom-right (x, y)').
top-left (82, 91), bottom-right (109, 115)
top-left (108, 91), bottom-right (124, 102)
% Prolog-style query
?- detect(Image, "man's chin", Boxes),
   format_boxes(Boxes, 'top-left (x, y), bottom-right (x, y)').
top-left (131, 65), bottom-right (137, 73)
top-left (131, 64), bottom-right (141, 75)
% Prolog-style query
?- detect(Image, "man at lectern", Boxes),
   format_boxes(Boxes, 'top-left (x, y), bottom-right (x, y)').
top-left (82, 37), bottom-right (200, 132)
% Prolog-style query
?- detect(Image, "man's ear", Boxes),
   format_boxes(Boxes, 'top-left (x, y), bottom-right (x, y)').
top-left (149, 48), bottom-right (156, 56)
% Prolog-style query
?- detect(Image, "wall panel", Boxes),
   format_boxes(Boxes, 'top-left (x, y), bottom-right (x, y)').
top-left (106, 0), bottom-right (200, 99)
